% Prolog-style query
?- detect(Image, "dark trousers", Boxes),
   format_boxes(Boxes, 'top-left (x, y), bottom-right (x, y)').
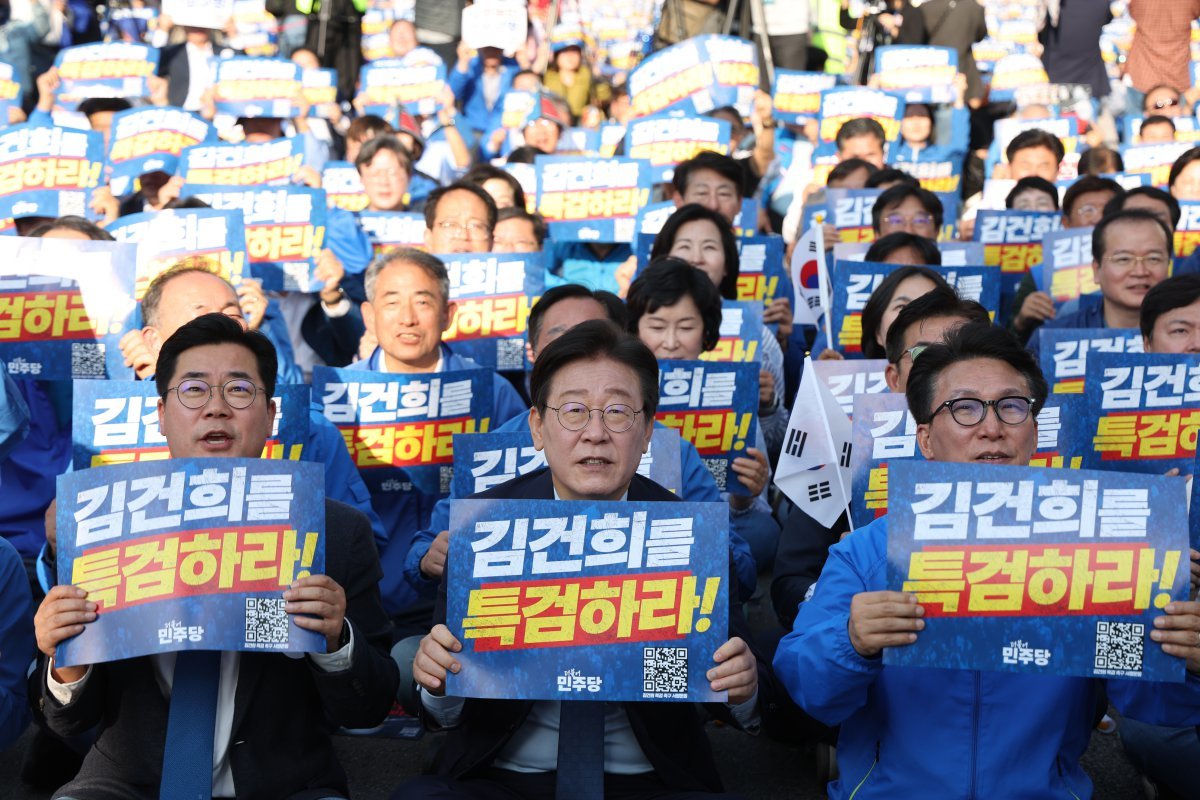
top-left (394, 768), bottom-right (747, 800)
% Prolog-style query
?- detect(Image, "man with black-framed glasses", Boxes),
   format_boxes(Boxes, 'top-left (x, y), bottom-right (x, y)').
top-left (774, 322), bottom-right (1200, 799)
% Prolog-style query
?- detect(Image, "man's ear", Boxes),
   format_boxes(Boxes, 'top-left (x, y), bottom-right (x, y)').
top-left (361, 301), bottom-right (375, 338)
top-left (142, 326), bottom-right (163, 356)
top-left (529, 406), bottom-right (544, 451)
top-left (916, 423), bottom-right (935, 460)
top-left (440, 300), bottom-right (458, 335)
top-left (884, 362), bottom-right (902, 393)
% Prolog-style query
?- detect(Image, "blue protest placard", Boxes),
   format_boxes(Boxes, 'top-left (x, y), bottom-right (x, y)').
top-left (0, 60), bottom-right (24, 121)
top-left (556, 127), bottom-right (602, 156)
top-left (0, 237), bottom-right (136, 379)
top-left (625, 115), bottom-right (731, 183)
top-left (360, 5), bottom-right (396, 62)
top-left (627, 37), bottom-right (715, 118)
top-left (441, 252), bottom-right (546, 371)
top-left (358, 211), bottom-right (427, 256)
top-left (444, 498), bottom-right (729, 701)
top-left (451, 427), bottom-right (684, 498)
top-left (734, 235), bottom-right (792, 311)
top-left (53, 43), bottom-right (159, 109)
top-left (884, 460), bottom-right (1188, 683)
top-left (358, 60), bottom-right (447, 117)
top-left (771, 70), bottom-right (837, 125)
top-left (72, 381), bottom-right (309, 469)
top-left (892, 158), bottom-right (962, 195)
top-left (1037, 328), bottom-right (1144, 395)
top-left (322, 161), bottom-right (368, 212)
top-left (700, 34), bottom-right (759, 116)
top-left (499, 90), bottom-right (538, 130)
top-left (55, 458), bottom-right (326, 666)
top-left (229, 0), bottom-right (279, 57)
top-left (534, 155), bottom-right (651, 244)
top-left (107, 107), bottom-right (216, 197)
top-left (1174, 201), bottom-right (1200, 261)
top-left (301, 67), bottom-right (338, 117)
top-left (0, 124), bottom-right (104, 220)
top-left (813, 358), bottom-right (890, 420)
top-left (183, 184), bottom-right (327, 292)
top-left (1038, 226), bottom-right (1097, 303)
top-left (873, 45), bottom-right (958, 104)
top-left (828, 260), bottom-right (998, 356)
top-left (988, 53), bottom-right (1049, 102)
top-left (312, 366), bottom-right (494, 498)
top-left (179, 136), bottom-right (304, 186)
top-left (1030, 394), bottom-right (1086, 471)
top-left (655, 360), bottom-right (758, 495)
top-left (1119, 142), bottom-right (1192, 189)
top-left (827, 188), bottom-right (879, 244)
top-left (696, 300), bottom-right (762, 364)
top-left (107, 207), bottom-right (249, 300)
top-left (973, 210), bottom-right (1062, 310)
top-left (850, 392), bottom-right (920, 525)
top-left (818, 87), bottom-right (904, 144)
top-left (212, 57), bottom-right (302, 118)
top-left (1080, 352), bottom-right (1200, 475)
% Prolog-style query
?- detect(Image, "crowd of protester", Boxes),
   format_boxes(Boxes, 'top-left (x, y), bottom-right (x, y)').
top-left (1, 0), bottom-right (1200, 798)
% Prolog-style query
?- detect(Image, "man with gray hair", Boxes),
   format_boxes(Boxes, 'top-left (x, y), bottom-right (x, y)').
top-left (349, 248), bottom-right (526, 635)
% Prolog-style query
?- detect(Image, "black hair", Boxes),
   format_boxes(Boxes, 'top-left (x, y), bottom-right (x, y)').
top-left (354, 134), bottom-right (414, 175)
top-left (496, 206), bottom-right (547, 246)
top-left (707, 106), bottom-right (746, 135)
top-left (827, 157), bottom-right (879, 186)
top-left (77, 97), bottom-right (132, 117)
top-left (626, 257), bottom-right (723, 353)
top-left (506, 145), bottom-right (546, 163)
top-left (1104, 186), bottom-right (1181, 229)
top-left (423, 181), bottom-right (498, 234)
top-left (1077, 146), bottom-right (1124, 176)
top-left (905, 322), bottom-right (1047, 425)
top-left (163, 196), bottom-right (212, 210)
top-left (1141, 274), bottom-right (1200, 341)
top-left (529, 318), bottom-right (660, 417)
top-left (1168, 147), bottom-right (1200, 190)
top-left (883, 284), bottom-right (992, 364)
top-left (860, 266), bottom-right (951, 359)
top-left (1005, 176), bottom-right (1060, 210)
top-left (1061, 175), bottom-right (1123, 218)
top-left (1091, 208), bottom-right (1174, 263)
top-left (871, 184), bottom-right (944, 234)
top-left (1144, 85), bottom-right (1183, 113)
top-left (527, 284), bottom-right (626, 352)
top-left (155, 312), bottom-right (278, 400)
top-left (1140, 115), bottom-right (1176, 135)
top-left (835, 117), bottom-right (886, 150)
top-left (27, 215), bottom-right (114, 241)
top-left (649, 203), bottom-right (740, 299)
top-left (346, 114), bottom-right (394, 142)
top-left (463, 163), bottom-right (528, 210)
top-left (671, 150), bottom-right (745, 199)
top-left (1006, 129), bottom-right (1065, 165)
top-left (864, 232), bottom-right (942, 265)
top-left (865, 167), bottom-right (920, 190)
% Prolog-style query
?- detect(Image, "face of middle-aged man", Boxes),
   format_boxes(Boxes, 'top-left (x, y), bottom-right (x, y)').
top-left (529, 356), bottom-right (654, 501)
top-left (1145, 297), bottom-right (1200, 354)
top-left (157, 342), bottom-right (275, 460)
top-left (145, 271), bottom-right (245, 354)
top-left (677, 167), bottom-right (741, 224)
top-left (884, 314), bottom-right (969, 394)
top-left (1093, 218), bottom-right (1172, 318)
top-left (1009, 146), bottom-right (1060, 183)
top-left (493, 216), bottom-right (539, 253)
top-left (1011, 188), bottom-right (1058, 213)
top-left (877, 195), bottom-right (938, 239)
top-left (362, 260), bottom-right (454, 373)
top-left (836, 134), bottom-right (885, 169)
top-left (1065, 189), bottom-right (1116, 229)
top-left (1122, 194), bottom-right (1175, 230)
top-left (425, 188), bottom-right (493, 253)
top-left (360, 149), bottom-right (410, 212)
top-left (915, 357), bottom-right (1038, 466)
top-left (528, 297), bottom-right (609, 363)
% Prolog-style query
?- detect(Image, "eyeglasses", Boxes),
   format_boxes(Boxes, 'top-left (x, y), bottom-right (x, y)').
top-left (168, 378), bottom-right (264, 409)
top-left (930, 396), bottom-right (1036, 427)
top-left (436, 220), bottom-right (490, 240)
top-left (1153, 97), bottom-right (1181, 110)
top-left (894, 343), bottom-right (930, 364)
top-left (546, 402), bottom-right (642, 433)
top-left (362, 168), bottom-right (407, 182)
top-left (1103, 253), bottom-right (1171, 271)
top-left (883, 213), bottom-right (934, 228)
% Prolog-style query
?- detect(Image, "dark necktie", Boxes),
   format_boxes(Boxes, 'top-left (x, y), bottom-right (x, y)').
top-left (555, 700), bottom-right (605, 800)
top-left (160, 650), bottom-right (221, 800)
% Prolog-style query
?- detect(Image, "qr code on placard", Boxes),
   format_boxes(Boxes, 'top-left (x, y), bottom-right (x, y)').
top-left (702, 457), bottom-right (728, 491)
top-left (644, 647), bottom-right (688, 695)
top-left (496, 338), bottom-right (525, 370)
top-left (245, 597), bottom-right (288, 646)
top-left (71, 342), bottom-right (106, 378)
top-left (1095, 621), bottom-right (1144, 672)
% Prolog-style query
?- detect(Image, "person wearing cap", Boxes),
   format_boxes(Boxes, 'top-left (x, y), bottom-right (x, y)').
top-left (543, 34), bottom-right (609, 121)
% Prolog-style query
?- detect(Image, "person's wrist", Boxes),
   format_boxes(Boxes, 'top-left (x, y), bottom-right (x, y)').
top-left (321, 287), bottom-right (345, 306)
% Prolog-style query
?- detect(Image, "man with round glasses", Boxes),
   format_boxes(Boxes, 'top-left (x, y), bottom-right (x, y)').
top-left (773, 322), bottom-right (1200, 798)
top-left (423, 181), bottom-right (497, 255)
top-left (404, 320), bottom-right (765, 799)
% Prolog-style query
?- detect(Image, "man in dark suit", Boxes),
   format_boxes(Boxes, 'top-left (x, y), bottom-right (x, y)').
top-left (405, 320), bottom-right (763, 799)
top-left (32, 313), bottom-right (398, 800)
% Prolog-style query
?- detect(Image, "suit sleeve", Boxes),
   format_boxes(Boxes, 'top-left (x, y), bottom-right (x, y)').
top-left (309, 503), bottom-right (399, 729)
top-left (0, 541), bottom-right (31, 749)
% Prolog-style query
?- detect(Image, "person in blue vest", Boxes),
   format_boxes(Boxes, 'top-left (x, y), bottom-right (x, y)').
top-left (774, 322), bottom-right (1200, 799)
top-left (349, 247), bottom-right (526, 635)
top-left (448, 40), bottom-right (519, 154)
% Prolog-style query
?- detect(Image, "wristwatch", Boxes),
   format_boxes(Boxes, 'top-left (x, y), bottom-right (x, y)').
top-left (321, 287), bottom-right (345, 307)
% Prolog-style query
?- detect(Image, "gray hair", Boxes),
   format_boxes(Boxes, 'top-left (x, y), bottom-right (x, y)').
top-left (363, 247), bottom-right (450, 304)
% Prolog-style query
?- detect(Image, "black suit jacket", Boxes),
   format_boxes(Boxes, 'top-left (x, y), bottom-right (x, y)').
top-left (424, 468), bottom-right (774, 793)
top-left (39, 499), bottom-right (398, 800)
top-left (157, 43), bottom-right (240, 109)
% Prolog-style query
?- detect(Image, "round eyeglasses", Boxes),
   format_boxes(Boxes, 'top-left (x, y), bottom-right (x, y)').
top-left (545, 403), bottom-right (643, 433)
top-left (930, 396), bottom-right (1036, 427)
top-left (168, 379), bottom-right (264, 409)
